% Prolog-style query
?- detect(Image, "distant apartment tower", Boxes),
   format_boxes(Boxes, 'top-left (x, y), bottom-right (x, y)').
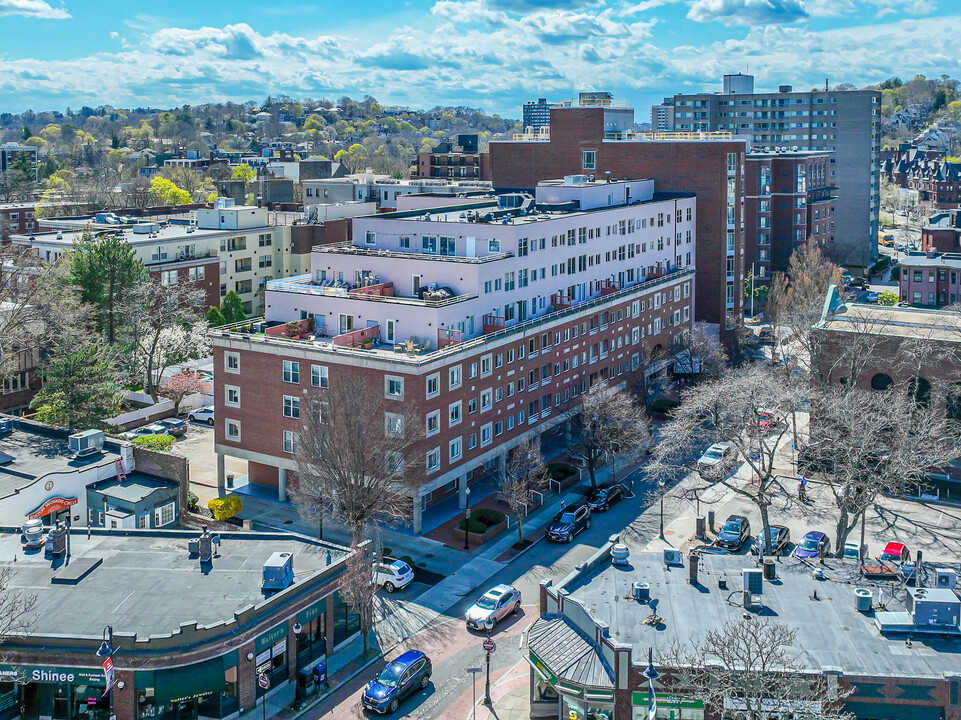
top-left (669, 74), bottom-right (881, 272)
top-left (415, 134), bottom-right (491, 181)
top-left (523, 98), bottom-right (552, 131)
top-left (650, 102), bottom-right (674, 132)
top-left (0, 142), bottom-right (39, 180)
top-left (744, 149), bottom-right (835, 281)
top-left (490, 105), bottom-right (747, 339)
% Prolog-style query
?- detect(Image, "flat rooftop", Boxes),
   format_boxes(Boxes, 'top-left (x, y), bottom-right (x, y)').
top-left (0, 529), bottom-right (348, 638)
top-left (817, 301), bottom-right (961, 343)
top-left (0, 428), bottom-right (120, 499)
top-left (12, 223), bottom-right (264, 247)
top-left (900, 252), bottom-right (961, 268)
top-left (567, 553), bottom-right (961, 678)
top-left (90, 473), bottom-right (176, 503)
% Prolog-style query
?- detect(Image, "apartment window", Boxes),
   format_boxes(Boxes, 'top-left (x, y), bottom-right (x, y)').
top-left (468, 434), bottom-right (477, 450)
top-left (518, 238), bottom-right (529, 257)
top-left (282, 360), bottom-right (300, 383)
top-left (426, 374), bottom-right (441, 399)
top-left (154, 502), bottom-right (176, 528)
top-left (399, 236), bottom-right (410, 249)
top-left (480, 423), bottom-right (493, 447)
top-left (426, 448), bottom-right (441, 473)
top-left (283, 395), bottom-right (300, 419)
top-left (426, 410), bottom-right (441, 436)
top-left (489, 239), bottom-right (501, 252)
top-left (385, 376), bottom-right (404, 399)
top-left (449, 365), bottom-right (462, 390)
top-left (583, 151), bottom-right (596, 170)
top-left (225, 385), bottom-right (240, 407)
top-left (365, 231), bottom-right (376, 245)
top-left (224, 352), bottom-right (240, 373)
top-left (225, 419), bottom-right (241, 441)
top-left (449, 437), bottom-right (463, 462)
top-left (481, 354), bottom-right (492, 377)
top-left (259, 255), bottom-right (272, 269)
top-left (283, 430), bottom-right (300, 453)
top-left (258, 233), bottom-right (272, 247)
top-left (481, 389), bottom-right (493, 411)
top-left (311, 365), bottom-right (329, 388)
top-left (469, 362), bottom-right (477, 378)
top-left (385, 413), bottom-right (404, 436)
top-left (494, 421), bottom-right (503, 437)
top-left (449, 401), bottom-right (462, 426)
top-left (188, 267), bottom-right (205, 282)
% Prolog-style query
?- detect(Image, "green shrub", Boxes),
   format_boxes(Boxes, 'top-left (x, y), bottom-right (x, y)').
top-left (457, 509), bottom-right (505, 533)
top-left (649, 397), bottom-right (681, 415)
top-left (187, 491), bottom-right (199, 512)
top-left (208, 496), bottom-right (244, 521)
top-left (547, 462), bottom-right (577, 482)
top-left (131, 434), bottom-right (175, 452)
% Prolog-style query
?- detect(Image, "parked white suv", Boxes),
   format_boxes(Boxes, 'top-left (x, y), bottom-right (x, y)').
top-left (373, 558), bottom-right (414, 593)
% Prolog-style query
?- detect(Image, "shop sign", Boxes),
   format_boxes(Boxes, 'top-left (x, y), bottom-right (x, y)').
top-left (271, 640), bottom-right (286, 657)
top-left (631, 691), bottom-right (703, 709)
top-left (28, 497), bottom-right (78, 519)
top-left (255, 624), bottom-right (287, 653)
top-left (296, 601), bottom-right (324, 625)
top-left (0, 664), bottom-right (104, 686)
top-left (527, 651), bottom-right (557, 686)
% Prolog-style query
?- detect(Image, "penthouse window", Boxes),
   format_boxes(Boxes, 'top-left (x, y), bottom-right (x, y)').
top-left (583, 151), bottom-right (596, 170)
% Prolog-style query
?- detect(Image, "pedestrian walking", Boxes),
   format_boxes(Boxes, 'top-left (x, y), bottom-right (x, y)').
top-left (797, 475), bottom-right (808, 502)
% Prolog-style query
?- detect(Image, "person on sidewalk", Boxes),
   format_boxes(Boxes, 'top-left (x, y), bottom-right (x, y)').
top-left (797, 475), bottom-right (808, 502)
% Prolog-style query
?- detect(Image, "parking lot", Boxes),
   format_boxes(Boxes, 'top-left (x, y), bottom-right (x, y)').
top-left (165, 421), bottom-right (247, 505)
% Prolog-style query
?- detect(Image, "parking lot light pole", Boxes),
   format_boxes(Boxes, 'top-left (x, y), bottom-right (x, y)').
top-left (658, 479), bottom-right (666, 539)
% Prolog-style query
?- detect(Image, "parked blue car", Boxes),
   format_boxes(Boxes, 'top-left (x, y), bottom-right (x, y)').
top-left (361, 650), bottom-right (432, 714)
top-left (793, 531), bottom-right (831, 559)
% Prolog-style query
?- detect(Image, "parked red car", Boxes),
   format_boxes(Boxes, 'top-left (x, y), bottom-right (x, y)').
top-left (879, 541), bottom-right (911, 564)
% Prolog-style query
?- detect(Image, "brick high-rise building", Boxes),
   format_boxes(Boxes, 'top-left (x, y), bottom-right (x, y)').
top-left (489, 106), bottom-right (747, 337)
top-left (210, 177), bottom-right (696, 532)
top-left (743, 149), bottom-right (835, 282)
top-left (664, 74), bottom-right (880, 272)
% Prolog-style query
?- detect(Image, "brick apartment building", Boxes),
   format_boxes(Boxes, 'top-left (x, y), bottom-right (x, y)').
top-left (896, 252), bottom-right (961, 307)
top-left (922, 207), bottom-right (961, 254)
top-left (743, 149), bottom-right (835, 280)
top-left (489, 106), bottom-right (746, 336)
top-left (414, 134), bottom-right (491, 181)
top-left (210, 178), bottom-right (696, 532)
top-left (883, 148), bottom-right (961, 210)
top-left (0, 202), bottom-right (40, 240)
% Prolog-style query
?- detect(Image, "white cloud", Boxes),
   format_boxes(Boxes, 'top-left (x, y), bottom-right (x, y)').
top-left (687, 0), bottom-right (808, 25)
top-left (864, 0), bottom-right (937, 17)
top-left (0, 0), bottom-right (69, 19)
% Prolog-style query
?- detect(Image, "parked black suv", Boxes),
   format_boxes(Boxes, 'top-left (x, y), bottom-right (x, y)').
top-left (546, 504), bottom-right (592, 543)
top-left (715, 515), bottom-right (751, 551)
top-left (586, 483), bottom-right (625, 512)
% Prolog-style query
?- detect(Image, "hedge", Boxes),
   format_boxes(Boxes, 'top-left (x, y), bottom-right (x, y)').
top-left (208, 496), bottom-right (244, 521)
top-left (131, 434), bottom-right (175, 452)
top-left (457, 508), bottom-right (506, 533)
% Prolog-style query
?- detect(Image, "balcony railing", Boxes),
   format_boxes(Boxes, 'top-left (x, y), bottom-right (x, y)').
top-left (267, 275), bottom-right (477, 308)
top-left (213, 268), bottom-right (695, 365)
top-left (313, 241), bottom-right (514, 265)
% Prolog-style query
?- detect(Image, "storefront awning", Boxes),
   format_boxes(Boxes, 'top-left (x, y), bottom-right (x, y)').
top-left (153, 658), bottom-right (226, 705)
top-left (527, 616), bottom-right (614, 691)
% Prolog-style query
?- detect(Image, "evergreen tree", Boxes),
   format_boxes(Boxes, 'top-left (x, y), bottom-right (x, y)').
top-left (30, 344), bottom-right (120, 429)
top-left (220, 291), bottom-right (246, 323)
top-left (206, 306), bottom-right (227, 327)
top-left (66, 233), bottom-right (147, 344)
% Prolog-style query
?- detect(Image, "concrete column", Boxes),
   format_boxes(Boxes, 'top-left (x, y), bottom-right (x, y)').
top-left (216, 451), bottom-right (226, 492)
top-left (457, 474), bottom-right (469, 510)
top-left (496, 452), bottom-right (507, 480)
top-left (278, 467), bottom-right (287, 502)
top-left (412, 494), bottom-right (423, 535)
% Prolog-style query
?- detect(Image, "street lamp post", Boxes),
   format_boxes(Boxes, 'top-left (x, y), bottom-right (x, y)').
top-left (658, 479), bottom-right (666, 539)
top-left (96, 626), bottom-right (114, 720)
top-left (463, 487), bottom-right (472, 551)
top-left (643, 648), bottom-right (659, 719)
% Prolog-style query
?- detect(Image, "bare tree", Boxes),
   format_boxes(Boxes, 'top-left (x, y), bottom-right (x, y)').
top-left (0, 567), bottom-right (37, 646)
top-left (338, 543), bottom-right (376, 657)
top-left (648, 365), bottom-right (805, 555)
top-left (569, 385), bottom-right (648, 489)
top-left (501, 438), bottom-right (549, 543)
top-left (659, 617), bottom-right (853, 720)
top-left (804, 383), bottom-right (960, 557)
top-left (767, 238), bottom-right (843, 382)
top-left (291, 375), bottom-right (425, 545)
top-left (120, 279), bottom-right (206, 400)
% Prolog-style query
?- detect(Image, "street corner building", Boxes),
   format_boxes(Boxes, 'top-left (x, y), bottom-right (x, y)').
top-left (0, 529), bottom-right (354, 720)
top-left (208, 176), bottom-right (697, 533)
top-left (525, 539), bottom-right (961, 720)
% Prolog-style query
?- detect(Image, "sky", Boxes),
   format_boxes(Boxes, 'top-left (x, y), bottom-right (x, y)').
top-left (1, 0), bottom-right (959, 120)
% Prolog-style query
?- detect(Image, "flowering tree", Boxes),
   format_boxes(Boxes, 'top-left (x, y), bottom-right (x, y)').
top-left (156, 371), bottom-right (212, 416)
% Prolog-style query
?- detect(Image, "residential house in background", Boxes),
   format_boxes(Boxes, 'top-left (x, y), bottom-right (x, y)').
top-left (897, 252), bottom-right (961, 307)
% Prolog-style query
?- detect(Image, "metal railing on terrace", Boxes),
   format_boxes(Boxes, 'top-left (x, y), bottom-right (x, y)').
top-left (267, 275), bottom-right (478, 308)
top-left (603, 131), bottom-right (735, 142)
top-left (312, 241), bottom-right (514, 264)
top-left (214, 267), bottom-right (695, 365)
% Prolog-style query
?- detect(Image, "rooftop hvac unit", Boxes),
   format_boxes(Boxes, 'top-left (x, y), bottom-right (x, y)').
top-left (263, 552), bottom-right (295, 591)
top-left (663, 549), bottom-right (682, 566)
top-left (633, 582), bottom-right (650, 602)
top-left (936, 568), bottom-right (958, 589)
top-left (906, 587), bottom-right (961, 627)
top-left (743, 568), bottom-right (763, 595)
top-left (47, 523), bottom-right (68, 557)
top-left (68, 430), bottom-right (104, 459)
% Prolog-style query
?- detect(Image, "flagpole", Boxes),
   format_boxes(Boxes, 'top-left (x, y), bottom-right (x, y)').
top-left (643, 647), bottom-right (659, 720)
